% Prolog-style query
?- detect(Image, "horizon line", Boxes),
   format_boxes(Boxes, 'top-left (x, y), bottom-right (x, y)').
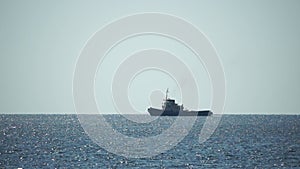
top-left (0, 112), bottom-right (299, 115)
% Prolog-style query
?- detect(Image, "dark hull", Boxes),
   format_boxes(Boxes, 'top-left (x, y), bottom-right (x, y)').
top-left (148, 108), bottom-right (212, 116)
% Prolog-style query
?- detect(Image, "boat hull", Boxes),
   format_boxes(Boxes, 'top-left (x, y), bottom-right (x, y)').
top-left (148, 107), bottom-right (212, 116)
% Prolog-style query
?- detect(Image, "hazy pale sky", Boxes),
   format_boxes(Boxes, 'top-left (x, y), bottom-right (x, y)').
top-left (0, 0), bottom-right (299, 114)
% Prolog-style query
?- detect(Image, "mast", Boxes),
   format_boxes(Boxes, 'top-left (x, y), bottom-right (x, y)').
top-left (165, 88), bottom-right (169, 100)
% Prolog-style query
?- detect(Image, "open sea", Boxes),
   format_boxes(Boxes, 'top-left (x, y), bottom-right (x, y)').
top-left (0, 114), bottom-right (299, 168)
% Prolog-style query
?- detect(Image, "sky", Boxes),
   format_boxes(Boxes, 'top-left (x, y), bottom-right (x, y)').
top-left (0, 0), bottom-right (299, 114)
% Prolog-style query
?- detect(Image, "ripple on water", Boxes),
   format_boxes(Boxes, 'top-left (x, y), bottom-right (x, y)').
top-left (0, 114), bottom-right (299, 168)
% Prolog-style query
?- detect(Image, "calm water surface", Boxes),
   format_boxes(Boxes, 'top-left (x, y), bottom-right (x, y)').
top-left (0, 114), bottom-right (299, 168)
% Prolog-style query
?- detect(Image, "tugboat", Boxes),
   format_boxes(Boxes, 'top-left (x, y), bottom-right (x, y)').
top-left (148, 89), bottom-right (213, 116)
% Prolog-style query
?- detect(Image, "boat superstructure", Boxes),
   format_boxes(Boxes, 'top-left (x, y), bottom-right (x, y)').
top-left (147, 89), bottom-right (212, 116)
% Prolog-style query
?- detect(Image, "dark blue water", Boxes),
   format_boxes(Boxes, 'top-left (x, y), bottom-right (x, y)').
top-left (0, 114), bottom-right (299, 168)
